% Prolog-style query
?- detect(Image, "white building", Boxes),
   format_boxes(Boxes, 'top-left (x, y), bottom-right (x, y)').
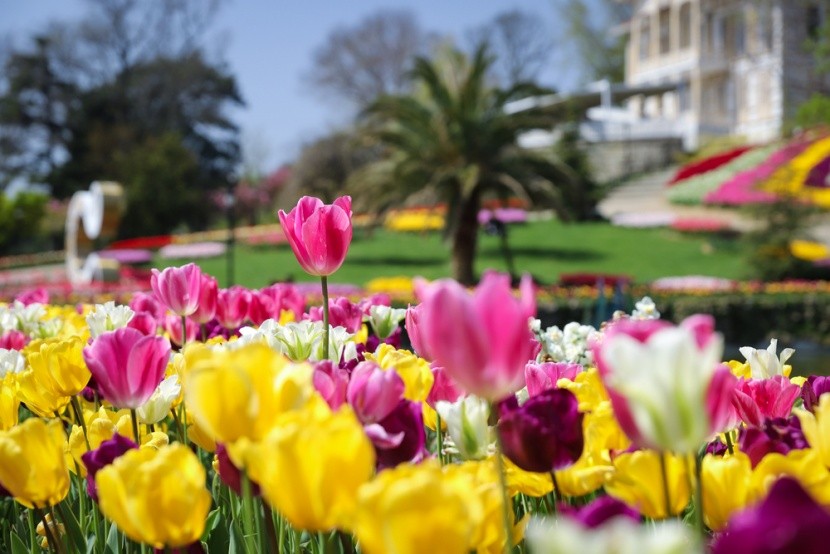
top-left (623, 0), bottom-right (830, 149)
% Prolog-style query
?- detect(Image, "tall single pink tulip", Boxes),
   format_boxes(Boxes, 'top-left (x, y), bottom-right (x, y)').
top-left (347, 361), bottom-right (406, 424)
top-left (416, 272), bottom-right (536, 401)
top-left (215, 286), bottom-right (251, 329)
top-left (150, 263), bottom-right (203, 317)
top-left (190, 274), bottom-right (218, 325)
top-left (82, 328), bottom-right (171, 409)
top-left (277, 196), bottom-right (352, 277)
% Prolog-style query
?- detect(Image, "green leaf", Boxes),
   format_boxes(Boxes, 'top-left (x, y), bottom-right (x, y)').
top-left (9, 531), bottom-right (28, 554)
top-left (105, 522), bottom-right (120, 554)
top-left (57, 501), bottom-right (88, 553)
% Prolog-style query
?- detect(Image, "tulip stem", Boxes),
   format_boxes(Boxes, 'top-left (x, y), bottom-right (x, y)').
top-left (201, 323), bottom-right (207, 343)
top-left (659, 451), bottom-right (672, 519)
top-left (321, 276), bottom-right (330, 361)
top-left (181, 315), bottom-right (188, 350)
top-left (693, 453), bottom-right (705, 541)
top-left (177, 404), bottom-right (189, 447)
top-left (725, 431), bottom-right (735, 455)
top-left (28, 508), bottom-right (37, 554)
top-left (491, 409), bottom-right (514, 554)
top-left (35, 507), bottom-right (59, 554)
top-left (70, 396), bottom-right (91, 451)
top-left (130, 409), bottom-right (141, 444)
top-left (240, 470), bottom-right (258, 554)
top-left (549, 471), bottom-right (560, 515)
top-left (435, 412), bottom-right (444, 464)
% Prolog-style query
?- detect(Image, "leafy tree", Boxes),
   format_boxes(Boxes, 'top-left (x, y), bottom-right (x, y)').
top-left (0, 192), bottom-right (49, 254)
top-left (559, 0), bottom-right (630, 84)
top-left (354, 45), bottom-right (578, 284)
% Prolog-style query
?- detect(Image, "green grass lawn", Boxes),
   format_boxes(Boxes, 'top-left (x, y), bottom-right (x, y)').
top-left (156, 218), bottom-right (750, 289)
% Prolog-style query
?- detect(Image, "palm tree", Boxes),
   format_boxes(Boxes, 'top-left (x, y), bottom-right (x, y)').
top-left (350, 44), bottom-right (578, 285)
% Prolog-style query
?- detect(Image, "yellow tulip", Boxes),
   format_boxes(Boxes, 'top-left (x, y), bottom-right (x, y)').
top-left (0, 379), bottom-right (19, 430)
top-left (751, 449), bottom-right (830, 504)
top-left (556, 367), bottom-right (609, 412)
top-left (447, 460), bottom-right (524, 554)
top-left (797, 396), bottom-right (830, 467)
top-left (0, 418), bottom-right (70, 508)
top-left (96, 443), bottom-right (210, 548)
top-left (25, 336), bottom-right (90, 396)
top-left (726, 359), bottom-right (751, 379)
top-left (701, 452), bottom-right (753, 531)
top-left (351, 460), bottom-right (481, 554)
top-left (245, 405), bottom-right (375, 531)
top-left (184, 343), bottom-right (314, 444)
top-left (605, 450), bottom-right (691, 519)
top-left (366, 344), bottom-right (434, 402)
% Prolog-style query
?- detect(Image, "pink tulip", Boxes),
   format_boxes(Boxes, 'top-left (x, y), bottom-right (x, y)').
top-left (129, 292), bottom-right (166, 320)
top-left (126, 311), bottom-right (158, 336)
top-left (162, 314), bottom-right (199, 347)
top-left (247, 283), bottom-right (306, 325)
top-left (215, 286), bottom-right (251, 329)
top-left (312, 360), bottom-right (350, 410)
top-left (190, 274), bottom-right (218, 325)
top-left (150, 263), bottom-right (203, 317)
top-left (405, 303), bottom-right (432, 360)
top-left (358, 293), bottom-right (391, 317)
top-left (425, 363), bottom-right (464, 409)
top-left (525, 361), bottom-right (582, 397)
top-left (82, 328), bottom-right (171, 409)
top-left (347, 361), bottom-right (406, 424)
top-left (306, 297), bottom-right (364, 333)
top-left (14, 287), bottom-right (48, 306)
top-left (416, 272), bottom-right (536, 401)
top-left (0, 330), bottom-right (29, 350)
top-left (278, 196), bottom-right (352, 276)
top-left (732, 375), bottom-right (801, 427)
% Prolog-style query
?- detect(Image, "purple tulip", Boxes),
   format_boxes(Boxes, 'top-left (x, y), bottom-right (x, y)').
top-left (705, 438), bottom-right (729, 456)
top-left (364, 399), bottom-right (426, 470)
top-left (81, 434), bottom-right (137, 501)
top-left (498, 388), bottom-right (584, 473)
top-left (802, 375), bottom-right (830, 413)
top-left (525, 361), bottom-right (582, 397)
top-left (738, 416), bottom-right (808, 468)
top-left (561, 496), bottom-right (640, 528)
top-left (711, 477), bottom-right (830, 554)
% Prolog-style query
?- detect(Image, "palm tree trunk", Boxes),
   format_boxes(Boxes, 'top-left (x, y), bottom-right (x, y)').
top-left (450, 194), bottom-right (481, 285)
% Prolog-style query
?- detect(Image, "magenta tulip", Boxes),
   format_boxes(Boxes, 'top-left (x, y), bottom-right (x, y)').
top-left (347, 361), bottom-right (406, 424)
top-left (190, 274), bottom-right (218, 325)
top-left (416, 272), bottom-right (536, 401)
top-left (126, 311), bottom-right (158, 336)
top-left (215, 286), bottom-right (251, 329)
top-left (82, 328), bottom-right (171, 409)
top-left (425, 363), bottom-right (464, 409)
top-left (525, 361), bottom-right (582, 397)
top-left (150, 263), bottom-right (203, 317)
top-left (278, 196), bottom-right (352, 277)
top-left (247, 283), bottom-right (306, 325)
top-left (732, 376), bottom-right (801, 427)
top-left (129, 292), bottom-right (166, 320)
top-left (312, 360), bottom-right (350, 410)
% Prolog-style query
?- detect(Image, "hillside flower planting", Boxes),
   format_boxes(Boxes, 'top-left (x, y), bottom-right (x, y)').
top-left (1, 195), bottom-right (830, 553)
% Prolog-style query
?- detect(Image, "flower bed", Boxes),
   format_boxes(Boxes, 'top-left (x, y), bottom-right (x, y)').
top-left (158, 241), bottom-right (227, 260)
top-left (671, 217), bottom-right (732, 234)
top-left (2, 195), bottom-right (830, 554)
top-left (610, 211), bottom-right (676, 228)
top-left (668, 145), bottom-right (753, 185)
top-left (667, 145), bottom-right (778, 205)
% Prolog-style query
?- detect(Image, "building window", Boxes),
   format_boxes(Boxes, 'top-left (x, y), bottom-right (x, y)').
top-left (679, 3), bottom-right (692, 49)
top-left (659, 8), bottom-right (671, 54)
top-left (639, 16), bottom-right (651, 60)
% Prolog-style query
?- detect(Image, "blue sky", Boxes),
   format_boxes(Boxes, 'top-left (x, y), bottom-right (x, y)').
top-left (1, 0), bottom-right (573, 169)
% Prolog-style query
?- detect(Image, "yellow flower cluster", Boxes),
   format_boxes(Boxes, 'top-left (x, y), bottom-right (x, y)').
top-left (384, 209), bottom-right (445, 232)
